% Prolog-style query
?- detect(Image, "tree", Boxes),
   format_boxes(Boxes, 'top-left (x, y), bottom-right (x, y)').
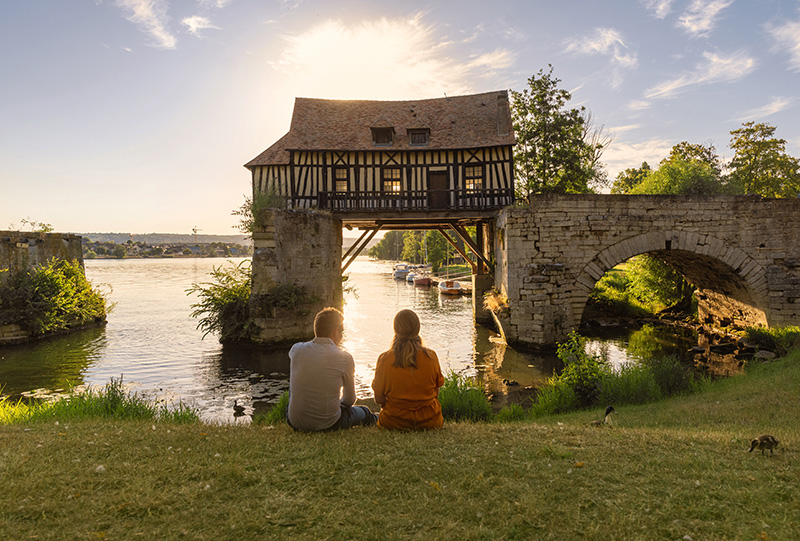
top-left (728, 122), bottom-right (800, 198)
top-left (367, 231), bottom-right (406, 260)
top-left (629, 157), bottom-right (725, 195)
top-left (661, 141), bottom-right (723, 178)
top-left (610, 162), bottom-right (651, 194)
top-left (112, 245), bottom-right (127, 259)
top-left (511, 65), bottom-right (608, 197)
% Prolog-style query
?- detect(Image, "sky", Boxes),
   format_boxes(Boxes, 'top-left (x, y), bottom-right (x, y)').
top-left (2, 0), bottom-right (799, 235)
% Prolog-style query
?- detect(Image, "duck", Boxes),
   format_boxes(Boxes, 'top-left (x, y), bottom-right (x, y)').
top-left (748, 435), bottom-right (779, 455)
top-left (590, 405), bottom-right (616, 426)
top-left (233, 400), bottom-right (246, 415)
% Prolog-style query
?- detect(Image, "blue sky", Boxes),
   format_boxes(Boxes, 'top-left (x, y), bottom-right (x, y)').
top-left (2, 0), bottom-right (799, 235)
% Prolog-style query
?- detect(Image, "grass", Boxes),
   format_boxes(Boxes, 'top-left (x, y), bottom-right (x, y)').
top-left (0, 377), bottom-right (199, 425)
top-left (2, 351), bottom-right (798, 539)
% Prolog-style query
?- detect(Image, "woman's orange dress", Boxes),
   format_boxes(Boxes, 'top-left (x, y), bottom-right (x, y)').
top-left (371, 348), bottom-right (445, 430)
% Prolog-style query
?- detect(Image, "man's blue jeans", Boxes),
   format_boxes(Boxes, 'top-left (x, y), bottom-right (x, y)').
top-left (288, 403), bottom-right (377, 432)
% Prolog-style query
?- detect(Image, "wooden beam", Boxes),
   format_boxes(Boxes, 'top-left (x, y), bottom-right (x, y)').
top-left (437, 227), bottom-right (477, 274)
top-left (342, 224), bottom-right (382, 273)
top-left (448, 223), bottom-right (493, 271)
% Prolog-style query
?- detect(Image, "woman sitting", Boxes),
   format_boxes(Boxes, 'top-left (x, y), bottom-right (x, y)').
top-left (371, 309), bottom-right (445, 430)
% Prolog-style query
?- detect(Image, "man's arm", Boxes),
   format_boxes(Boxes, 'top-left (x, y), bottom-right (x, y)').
top-left (341, 353), bottom-right (357, 406)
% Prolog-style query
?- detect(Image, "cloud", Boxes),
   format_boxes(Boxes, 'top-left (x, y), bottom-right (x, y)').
top-left (182, 15), bottom-right (218, 36)
top-left (270, 14), bottom-right (515, 100)
top-left (677, 0), bottom-right (733, 37)
top-left (564, 28), bottom-right (637, 88)
top-left (736, 97), bottom-right (794, 121)
top-left (116, 0), bottom-right (176, 49)
top-left (768, 17), bottom-right (800, 71)
top-left (609, 124), bottom-right (642, 135)
top-left (644, 50), bottom-right (756, 99)
top-left (639, 0), bottom-right (674, 19)
top-left (198, 0), bottom-right (231, 7)
top-left (602, 137), bottom-right (674, 179)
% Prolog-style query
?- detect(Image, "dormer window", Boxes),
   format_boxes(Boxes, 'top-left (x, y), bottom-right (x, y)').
top-left (371, 127), bottom-right (394, 145)
top-left (408, 128), bottom-right (430, 146)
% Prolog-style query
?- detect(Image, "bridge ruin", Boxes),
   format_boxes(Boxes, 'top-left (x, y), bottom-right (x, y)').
top-left (495, 194), bottom-right (800, 347)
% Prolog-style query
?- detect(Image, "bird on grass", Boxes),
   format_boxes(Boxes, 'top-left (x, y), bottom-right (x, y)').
top-left (233, 400), bottom-right (246, 415)
top-left (748, 435), bottom-right (779, 455)
top-left (590, 405), bottom-right (616, 426)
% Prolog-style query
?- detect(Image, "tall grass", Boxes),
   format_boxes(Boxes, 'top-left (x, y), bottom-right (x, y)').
top-left (438, 372), bottom-right (493, 422)
top-left (0, 377), bottom-right (199, 424)
top-left (531, 332), bottom-right (707, 417)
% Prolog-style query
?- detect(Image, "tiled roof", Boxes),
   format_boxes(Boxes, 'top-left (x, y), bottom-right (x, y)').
top-left (244, 90), bottom-right (514, 168)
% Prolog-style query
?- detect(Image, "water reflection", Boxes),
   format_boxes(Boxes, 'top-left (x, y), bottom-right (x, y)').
top-left (0, 256), bottom-right (714, 423)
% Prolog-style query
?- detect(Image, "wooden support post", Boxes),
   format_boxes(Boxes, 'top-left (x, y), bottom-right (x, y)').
top-left (342, 225), bottom-right (382, 273)
top-left (436, 227), bottom-right (477, 274)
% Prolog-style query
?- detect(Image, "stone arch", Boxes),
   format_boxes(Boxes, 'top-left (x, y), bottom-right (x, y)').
top-left (570, 230), bottom-right (769, 328)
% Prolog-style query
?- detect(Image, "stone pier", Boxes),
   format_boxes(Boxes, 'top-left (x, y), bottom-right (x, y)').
top-left (249, 209), bottom-right (343, 345)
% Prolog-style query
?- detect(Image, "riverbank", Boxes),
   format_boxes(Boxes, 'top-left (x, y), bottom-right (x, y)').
top-left (2, 350), bottom-right (798, 539)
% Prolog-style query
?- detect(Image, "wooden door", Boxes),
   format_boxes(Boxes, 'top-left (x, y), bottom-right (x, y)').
top-left (427, 172), bottom-right (449, 210)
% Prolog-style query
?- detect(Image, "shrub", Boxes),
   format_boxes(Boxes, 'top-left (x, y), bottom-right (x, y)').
top-left (744, 326), bottom-right (800, 357)
top-left (556, 332), bottom-right (609, 408)
top-left (0, 259), bottom-right (107, 336)
top-left (187, 260), bottom-right (252, 341)
top-left (439, 372), bottom-right (493, 422)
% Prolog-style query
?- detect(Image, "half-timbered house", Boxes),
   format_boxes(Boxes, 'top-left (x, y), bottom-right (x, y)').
top-left (244, 90), bottom-right (515, 213)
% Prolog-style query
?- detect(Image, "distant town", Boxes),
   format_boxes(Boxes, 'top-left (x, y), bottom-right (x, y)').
top-left (80, 233), bottom-right (253, 259)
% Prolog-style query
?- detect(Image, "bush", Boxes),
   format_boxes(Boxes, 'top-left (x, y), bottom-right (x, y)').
top-left (744, 326), bottom-right (800, 357)
top-left (641, 354), bottom-right (704, 396)
top-left (439, 372), bottom-right (493, 422)
top-left (187, 261), bottom-right (253, 341)
top-left (556, 332), bottom-right (609, 408)
top-left (0, 259), bottom-right (107, 336)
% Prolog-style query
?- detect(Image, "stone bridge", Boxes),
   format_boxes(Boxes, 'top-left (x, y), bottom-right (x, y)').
top-left (495, 195), bottom-right (800, 347)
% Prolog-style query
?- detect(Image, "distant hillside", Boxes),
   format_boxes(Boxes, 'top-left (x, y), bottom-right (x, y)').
top-left (78, 232), bottom-right (251, 245)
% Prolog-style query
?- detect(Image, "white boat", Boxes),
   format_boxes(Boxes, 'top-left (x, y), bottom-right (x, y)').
top-left (406, 272), bottom-right (416, 283)
top-left (392, 263), bottom-right (412, 279)
top-left (438, 280), bottom-right (463, 295)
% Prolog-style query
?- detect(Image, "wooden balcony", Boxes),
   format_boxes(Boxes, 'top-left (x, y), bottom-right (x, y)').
top-left (315, 188), bottom-right (515, 212)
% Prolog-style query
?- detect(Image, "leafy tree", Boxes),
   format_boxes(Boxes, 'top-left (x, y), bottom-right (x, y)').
top-left (112, 245), bottom-right (127, 259)
top-left (367, 230), bottom-right (406, 260)
top-left (662, 141), bottom-right (723, 177)
top-left (511, 65), bottom-right (608, 197)
top-left (610, 162), bottom-right (651, 194)
top-left (728, 122), bottom-right (800, 198)
top-left (629, 157), bottom-right (725, 195)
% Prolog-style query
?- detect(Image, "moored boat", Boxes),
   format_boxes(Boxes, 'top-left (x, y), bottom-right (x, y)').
top-left (438, 280), bottom-right (463, 295)
top-left (413, 275), bottom-right (433, 286)
top-left (392, 263), bottom-right (412, 279)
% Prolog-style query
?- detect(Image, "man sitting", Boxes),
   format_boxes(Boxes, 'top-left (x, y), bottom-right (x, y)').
top-left (287, 307), bottom-right (377, 431)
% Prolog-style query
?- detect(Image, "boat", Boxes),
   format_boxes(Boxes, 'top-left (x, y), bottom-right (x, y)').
top-left (406, 272), bottom-right (416, 283)
top-left (413, 275), bottom-right (433, 286)
top-left (392, 263), bottom-right (412, 279)
top-left (438, 280), bottom-right (463, 295)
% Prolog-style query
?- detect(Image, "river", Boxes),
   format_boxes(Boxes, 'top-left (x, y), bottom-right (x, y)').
top-left (0, 257), bottom-right (700, 422)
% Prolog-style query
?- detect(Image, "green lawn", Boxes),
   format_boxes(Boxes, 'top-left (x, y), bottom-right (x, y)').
top-left (2, 352), bottom-right (798, 540)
